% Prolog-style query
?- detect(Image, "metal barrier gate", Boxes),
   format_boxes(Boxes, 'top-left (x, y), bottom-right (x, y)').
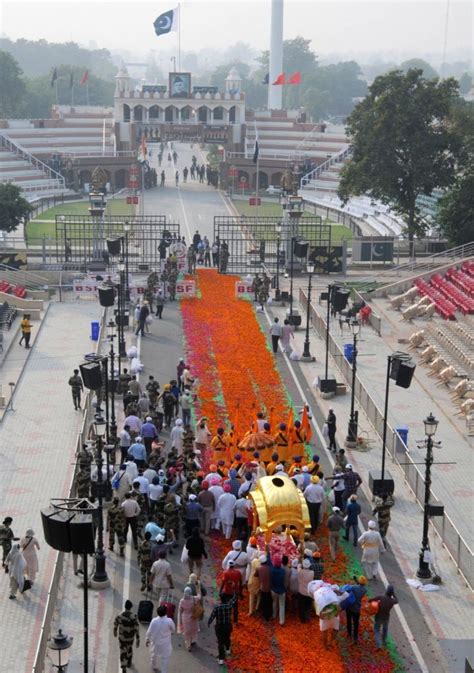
top-left (55, 215), bottom-right (180, 272)
top-left (213, 215), bottom-right (334, 275)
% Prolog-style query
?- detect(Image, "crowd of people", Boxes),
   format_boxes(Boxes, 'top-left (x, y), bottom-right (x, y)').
top-left (68, 354), bottom-right (398, 671)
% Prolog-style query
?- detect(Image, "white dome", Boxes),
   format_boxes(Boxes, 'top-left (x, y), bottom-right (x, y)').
top-left (226, 67), bottom-right (241, 81)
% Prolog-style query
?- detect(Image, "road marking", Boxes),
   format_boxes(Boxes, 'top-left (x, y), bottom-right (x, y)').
top-left (261, 307), bottom-right (430, 673)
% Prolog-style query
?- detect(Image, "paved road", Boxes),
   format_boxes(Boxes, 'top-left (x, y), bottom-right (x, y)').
top-left (145, 142), bottom-right (234, 243)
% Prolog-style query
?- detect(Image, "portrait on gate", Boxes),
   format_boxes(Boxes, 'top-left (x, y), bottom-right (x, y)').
top-left (169, 72), bottom-right (191, 98)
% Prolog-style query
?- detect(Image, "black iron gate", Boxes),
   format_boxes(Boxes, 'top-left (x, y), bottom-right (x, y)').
top-left (56, 215), bottom-right (180, 272)
top-left (213, 215), bottom-right (335, 275)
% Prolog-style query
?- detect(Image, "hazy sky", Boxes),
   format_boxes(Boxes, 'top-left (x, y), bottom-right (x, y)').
top-left (1, 0), bottom-right (472, 61)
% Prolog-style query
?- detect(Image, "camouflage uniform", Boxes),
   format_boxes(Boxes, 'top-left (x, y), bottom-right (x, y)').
top-left (0, 524), bottom-right (14, 567)
top-left (107, 503), bottom-right (126, 555)
top-left (113, 609), bottom-right (140, 671)
top-left (168, 270), bottom-right (178, 301)
top-left (164, 498), bottom-right (181, 541)
top-left (137, 538), bottom-right (153, 590)
top-left (131, 490), bottom-right (147, 539)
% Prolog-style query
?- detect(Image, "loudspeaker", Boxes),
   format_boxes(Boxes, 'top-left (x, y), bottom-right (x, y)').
top-left (293, 240), bottom-right (309, 258)
top-left (80, 362), bottom-right (103, 390)
top-left (426, 502), bottom-right (444, 518)
top-left (106, 238), bottom-right (122, 256)
top-left (318, 376), bottom-right (337, 394)
top-left (280, 291), bottom-right (290, 301)
top-left (332, 289), bottom-right (350, 312)
top-left (69, 515), bottom-right (96, 554)
top-left (98, 287), bottom-right (115, 307)
top-left (393, 360), bottom-right (416, 389)
top-left (41, 508), bottom-right (74, 552)
top-left (369, 470), bottom-right (395, 497)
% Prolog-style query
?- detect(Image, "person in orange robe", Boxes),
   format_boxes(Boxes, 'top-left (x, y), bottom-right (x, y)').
top-left (230, 453), bottom-right (243, 472)
top-left (260, 422), bottom-right (274, 462)
top-left (290, 420), bottom-right (306, 459)
top-left (274, 423), bottom-right (291, 464)
top-left (211, 427), bottom-right (229, 462)
top-left (266, 452), bottom-right (280, 475)
top-left (307, 454), bottom-right (320, 475)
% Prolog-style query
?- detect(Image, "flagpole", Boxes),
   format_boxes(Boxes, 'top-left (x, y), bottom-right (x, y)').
top-left (86, 80), bottom-right (90, 106)
top-left (178, 2), bottom-right (181, 70)
top-left (71, 81), bottom-right (74, 106)
top-left (254, 120), bottom-right (260, 219)
top-left (55, 79), bottom-right (59, 106)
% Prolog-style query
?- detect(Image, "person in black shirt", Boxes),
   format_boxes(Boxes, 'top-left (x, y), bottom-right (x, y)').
top-left (208, 593), bottom-right (237, 664)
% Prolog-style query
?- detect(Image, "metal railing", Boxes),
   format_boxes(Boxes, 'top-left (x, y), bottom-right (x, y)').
top-left (31, 308), bottom-right (106, 673)
top-left (0, 131), bottom-right (65, 189)
top-left (375, 242), bottom-right (474, 281)
top-left (302, 200), bottom-right (363, 237)
top-left (0, 263), bottom-right (49, 289)
top-left (300, 145), bottom-right (352, 187)
top-left (300, 287), bottom-right (474, 589)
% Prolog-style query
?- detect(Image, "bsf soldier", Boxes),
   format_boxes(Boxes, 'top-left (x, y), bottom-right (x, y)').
top-left (145, 375), bottom-right (160, 409)
top-left (75, 444), bottom-right (92, 498)
top-left (131, 483), bottom-right (148, 539)
top-left (68, 369), bottom-right (84, 410)
top-left (168, 269), bottom-right (178, 301)
top-left (107, 497), bottom-right (126, 556)
top-left (252, 274), bottom-right (262, 302)
top-left (137, 530), bottom-right (153, 591)
top-left (113, 600), bottom-right (140, 672)
top-left (211, 427), bottom-right (229, 462)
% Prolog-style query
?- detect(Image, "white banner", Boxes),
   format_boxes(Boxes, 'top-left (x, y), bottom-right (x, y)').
top-left (176, 280), bottom-right (196, 297)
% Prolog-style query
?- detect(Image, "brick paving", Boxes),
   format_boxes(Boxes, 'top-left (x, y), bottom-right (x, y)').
top-left (0, 300), bottom-right (101, 673)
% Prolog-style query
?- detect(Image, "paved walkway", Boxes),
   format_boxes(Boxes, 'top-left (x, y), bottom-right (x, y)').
top-left (0, 300), bottom-right (101, 673)
top-left (263, 293), bottom-right (474, 672)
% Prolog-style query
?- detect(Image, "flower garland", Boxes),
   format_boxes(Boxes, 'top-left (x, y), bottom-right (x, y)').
top-left (181, 270), bottom-right (399, 673)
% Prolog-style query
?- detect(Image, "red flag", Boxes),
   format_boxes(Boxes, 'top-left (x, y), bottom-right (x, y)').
top-left (272, 73), bottom-right (286, 85)
top-left (287, 408), bottom-right (294, 451)
top-left (301, 405), bottom-right (313, 443)
top-left (80, 70), bottom-right (89, 85)
top-left (288, 71), bottom-right (301, 85)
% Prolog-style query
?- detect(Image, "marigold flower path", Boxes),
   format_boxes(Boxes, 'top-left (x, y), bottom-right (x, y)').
top-left (181, 270), bottom-right (399, 673)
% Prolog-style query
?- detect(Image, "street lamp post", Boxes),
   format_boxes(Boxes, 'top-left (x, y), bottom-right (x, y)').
top-left (345, 318), bottom-right (361, 446)
top-left (289, 236), bottom-right (295, 317)
top-left (91, 414), bottom-right (110, 588)
top-left (48, 629), bottom-right (73, 672)
top-left (107, 320), bottom-right (117, 441)
top-left (302, 261), bottom-right (315, 359)
top-left (417, 412), bottom-right (438, 580)
top-left (275, 222), bottom-right (282, 301)
top-left (123, 221), bottom-right (130, 302)
top-left (117, 258), bottom-right (127, 359)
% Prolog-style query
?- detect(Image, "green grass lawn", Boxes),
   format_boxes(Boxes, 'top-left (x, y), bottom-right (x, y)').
top-left (231, 199), bottom-right (353, 244)
top-left (26, 199), bottom-right (135, 240)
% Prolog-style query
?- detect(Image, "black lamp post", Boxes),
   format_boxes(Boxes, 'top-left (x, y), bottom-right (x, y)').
top-left (302, 261), bottom-right (315, 359)
top-left (289, 236), bottom-right (295, 317)
top-left (107, 320), bottom-right (117, 441)
top-left (417, 412), bottom-right (438, 579)
top-left (123, 220), bottom-right (130, 302)
top-left (48, 629), bottom-right (73, 672)
top-left (275, 222), bottom-right (282, 300)
top-left (345, 317), bottom-right (361, 445)
top-left (91, 414), bottom-right (109, 587)
top-left (117, 257), bottom-right (127, 359)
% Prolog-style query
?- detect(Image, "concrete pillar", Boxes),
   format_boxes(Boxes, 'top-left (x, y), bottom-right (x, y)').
top-left (268, 0), bottom-right (284, 110)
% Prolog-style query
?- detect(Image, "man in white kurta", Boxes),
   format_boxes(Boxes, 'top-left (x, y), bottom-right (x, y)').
top-left (146, 606), bottom-right (175, 673)
top-left (358, 520), bottom-right (385, 579)
top-left (217, 488), bottom-right (237, 539)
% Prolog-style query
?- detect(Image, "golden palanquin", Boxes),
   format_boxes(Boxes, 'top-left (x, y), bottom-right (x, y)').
top-left (250, 474), bottom-right (310, 540)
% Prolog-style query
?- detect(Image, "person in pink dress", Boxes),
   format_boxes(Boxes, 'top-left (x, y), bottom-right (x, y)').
top-left (19, 528), bottom-right (40, 583)
top-left (177, 586), bottom-right (202, 651)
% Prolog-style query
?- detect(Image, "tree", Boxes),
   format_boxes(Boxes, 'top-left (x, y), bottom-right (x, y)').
top-left (338, 69), bottom-right (462, 241)
top-left (210, 61), bottom-right (266, 109)
top-left (0, 184), bottom-right (33, 234)
top-left (436, 170), bottom-right (474, 245)
top-left (0, 50), bottom-right (26, 117)
top-left (458, 72), bottom-right (472, 94)
top-left (400, 58), bottom-right (438, 79)
top-left (302, 61), bottom-right (367, 119)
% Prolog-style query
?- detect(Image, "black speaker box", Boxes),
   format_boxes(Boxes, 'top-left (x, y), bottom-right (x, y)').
top-left (106, 238), bottom-right (122, 256)
top-left (332, 289), bottom-right (350, 312)
top-left (293, 240), bottom-right (309, 258)
top-left (80, 362), bottom-right (103, 390)
top-left (369, 470), bottom-right (395, 496)
top-left (69, 515), bottom-right (96, 554)
top-left (98, 287), bottom-right (115, 307)
top-left (426, 502), bottom-right (444, 517)
top-left (41, 508), bottom-right (74, 552)
top-left (393, 360), bottom-right (416, 389)
top-left (318, 376), bottom-right (337, 394)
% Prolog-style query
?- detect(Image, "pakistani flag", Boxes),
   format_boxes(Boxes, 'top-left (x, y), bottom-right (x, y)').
top-left (154, 6), bottom-right (180, 36)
